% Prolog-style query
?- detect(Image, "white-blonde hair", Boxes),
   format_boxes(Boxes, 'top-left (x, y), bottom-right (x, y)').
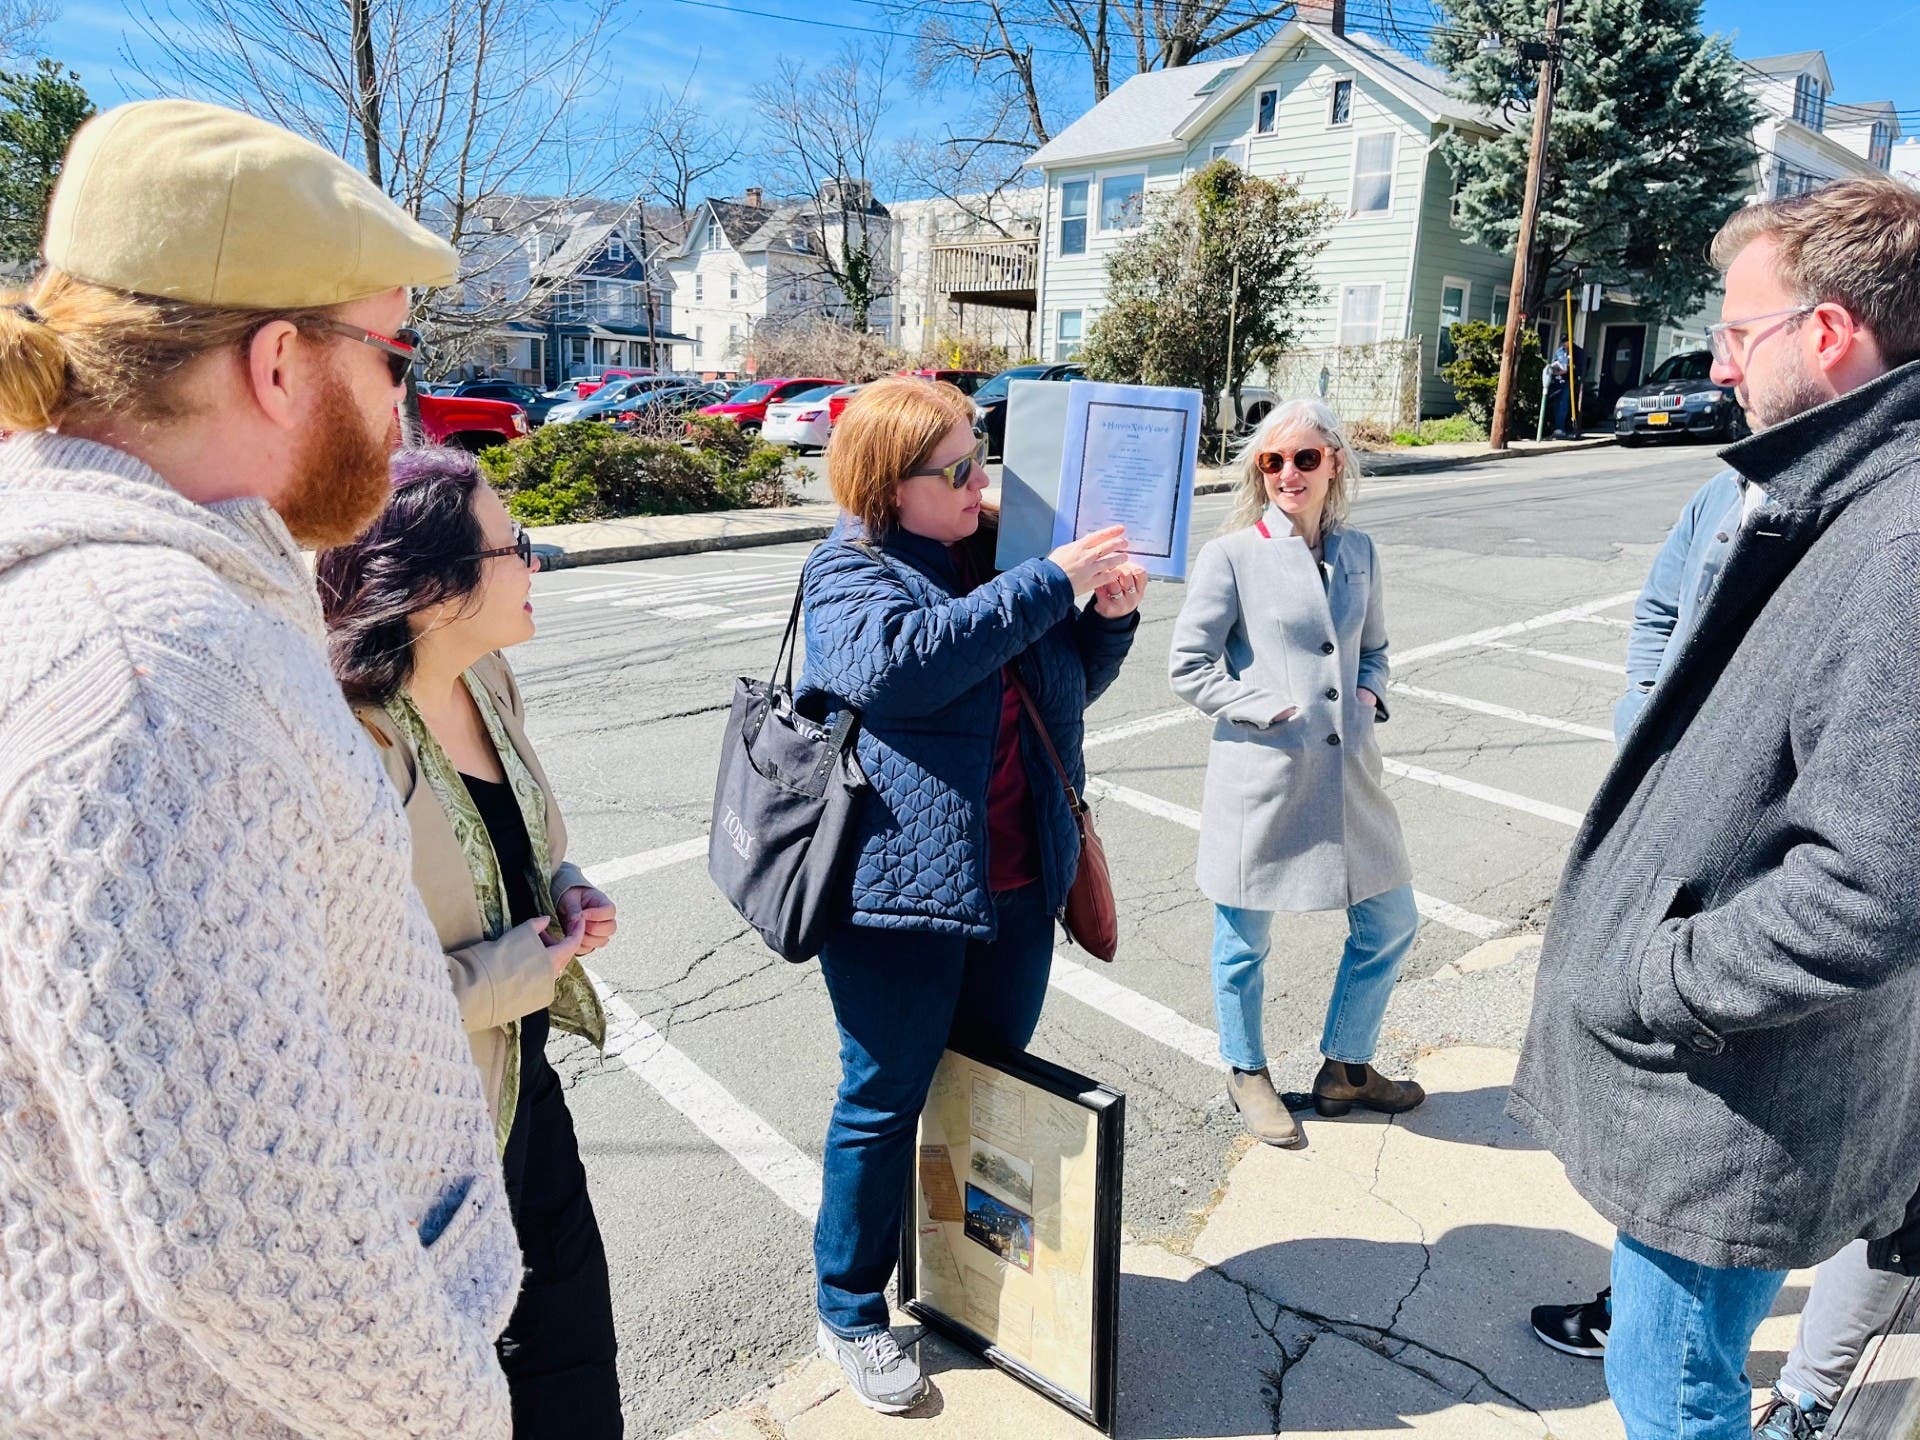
top-left (1225, 398), bottom-right (1363, 535)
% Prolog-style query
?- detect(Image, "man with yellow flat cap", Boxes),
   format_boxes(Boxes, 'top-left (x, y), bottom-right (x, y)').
top-left (0, 100), bottom-right (522, 1439)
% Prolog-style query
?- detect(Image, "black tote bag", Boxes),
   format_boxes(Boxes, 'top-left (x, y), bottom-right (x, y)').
top-left (708, 587), bottom-right (868, 962)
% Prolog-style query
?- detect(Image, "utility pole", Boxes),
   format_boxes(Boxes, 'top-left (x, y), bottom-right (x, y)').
top-left (1488, 0), bottom-right (1566, 451)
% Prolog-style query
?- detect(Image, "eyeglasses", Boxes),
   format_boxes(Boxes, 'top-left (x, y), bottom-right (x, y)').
top-left (461, 526), bottom-right (533, 568)
top-left (1255, 447), bottom-right (1327, 475)
top-left (321, 320), bottom-right (423, 385)
top-left (1705, 306), bottom-right (1815, 365)
top-left (909, 439), bottom-right (988, 491)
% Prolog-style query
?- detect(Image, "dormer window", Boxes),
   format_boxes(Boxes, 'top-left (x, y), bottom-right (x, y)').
top-left (1871, 121), bottom-right (1893, 170)
top-left (1792, 74), bottom-right (1825, 131)
top-left (607, 234), bottom-right (625, 262)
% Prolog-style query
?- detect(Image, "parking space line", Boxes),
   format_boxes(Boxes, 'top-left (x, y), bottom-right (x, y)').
top-left (587, 965), bottom-right (823, 1222)
top-left (1396, 590), bottom-right (1640, 664)
top-left (1388, 683), bottom-right (1615, 742)
top-left (1048, 952), bottom-right (1229, 1072)
top-left (1380, 759), bottom-right (1584, 828)
top-left (1480, 641), bottom-right (1629, 676)
top-left (1083, 709), bottom-right (1197, 749)
top-left (1569, 615), bottom-right (1634, 630)
top-left (1082, 777), bottom-right (1508, 940)
top-left (586, 836), bottom-right (711, 886)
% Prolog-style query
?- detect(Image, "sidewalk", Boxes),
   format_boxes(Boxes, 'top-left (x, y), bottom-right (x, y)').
top-left (670, 1034), bottom-right (1814, 1440)
top-left (530, 437), bottom-right (1616, 572)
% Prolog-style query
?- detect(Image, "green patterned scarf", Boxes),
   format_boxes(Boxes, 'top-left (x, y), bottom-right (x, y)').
top-left (387, 670), bottom-right (606, 1152)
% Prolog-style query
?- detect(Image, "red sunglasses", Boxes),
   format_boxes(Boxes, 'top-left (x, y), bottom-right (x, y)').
top-left (321, 320), bottom-right (422, 386)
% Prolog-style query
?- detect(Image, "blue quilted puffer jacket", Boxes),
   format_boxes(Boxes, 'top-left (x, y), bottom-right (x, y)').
top-left (797, 523), bottom-right (1138, 939)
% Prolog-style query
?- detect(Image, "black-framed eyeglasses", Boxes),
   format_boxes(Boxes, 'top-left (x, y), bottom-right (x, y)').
top-left (462, 526), bottom-right (532, 568)
top-left (909, 439), bottom-right (988, 490)
top-left (321, 320), bottom-right (423, 386)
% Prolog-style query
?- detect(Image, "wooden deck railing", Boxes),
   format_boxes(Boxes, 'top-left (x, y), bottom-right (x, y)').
top-left (929, 237), bottom-right (1038, 297)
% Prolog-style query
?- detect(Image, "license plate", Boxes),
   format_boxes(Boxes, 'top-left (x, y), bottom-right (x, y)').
top-left (1648, 412), bottom-right (1670, 425)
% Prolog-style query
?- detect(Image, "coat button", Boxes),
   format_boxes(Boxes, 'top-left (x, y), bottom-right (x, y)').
top-left (1325, 688), bottom-right (1340, 701)
top-left (1320, 641), bottom-right (1335, 655)
top-left (1715, 532), bottom-right (1730, 543)
top-left (1326, 733), bottom-right (1341, 746)
top-left (1690, 1033), bottom-right (1723, 1055)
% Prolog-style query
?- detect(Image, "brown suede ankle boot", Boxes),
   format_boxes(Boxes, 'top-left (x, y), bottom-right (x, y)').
top-left (1311, 1059), bottom-right (1425, 1117)
top-left (1226, 1066), bottom-right (1304, 1148)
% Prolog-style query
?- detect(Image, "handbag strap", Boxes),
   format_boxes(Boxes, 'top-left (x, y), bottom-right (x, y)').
top-left (1004, 668), bottom-right (1082, 813)
top-left (770, 583), bottom-right (803, 692)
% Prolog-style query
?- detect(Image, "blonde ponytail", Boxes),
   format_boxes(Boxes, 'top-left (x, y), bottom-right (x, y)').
top-left (0, 296), bottom-right (70, 432)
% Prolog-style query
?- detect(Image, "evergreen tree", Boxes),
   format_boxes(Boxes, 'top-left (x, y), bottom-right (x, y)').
top-left (1079, 160), bottom-right (1335, 429)
top-left (0, 58), bottom-right (91, 265)
top-left (1433, 0), bottom-right (1757, 323)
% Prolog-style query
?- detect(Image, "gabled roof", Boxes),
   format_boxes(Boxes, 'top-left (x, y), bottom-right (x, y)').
top-left (1746, 51), bottom-right (1834, 91)
top-left (673, 191), bottom-right (891, 261)
top-left (1827, 99), bottom-right (1898, 127)
top-left (1028, 22), bottom-right (1498, 170)
top-left (531, 220), bottom-right (624, 280)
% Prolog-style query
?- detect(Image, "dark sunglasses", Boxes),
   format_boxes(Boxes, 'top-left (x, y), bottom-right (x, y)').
top-left (322, 320), bottom-right (423, 386)
top-left (1255, 447), bottom-right (1326, 475)
top-left (909, 439), bottom-right (988, 491)
top-left (461, 526), bottom-right (533, 568)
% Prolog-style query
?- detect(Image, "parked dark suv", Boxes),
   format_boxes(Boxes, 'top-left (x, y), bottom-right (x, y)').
top-left (452, 379), bottom-right (566, 427)
top-left (972, 362), bottom-right (1087, 457)
top-left (1613, 350), bottom-right (1748, 446)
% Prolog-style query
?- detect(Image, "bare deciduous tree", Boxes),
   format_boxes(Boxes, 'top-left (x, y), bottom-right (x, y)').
top-left (756, 42), bottom-right (897, 332)
top-left (0, 0), bottom-right (53, 63)
top-left (634, 67), bottom-right (746, 216)
top-left (128, 0), bottom-right (637, 390)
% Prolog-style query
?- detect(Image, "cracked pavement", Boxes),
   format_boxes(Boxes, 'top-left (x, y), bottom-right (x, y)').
top-left (502, 444), bottom-right (1832, 1437)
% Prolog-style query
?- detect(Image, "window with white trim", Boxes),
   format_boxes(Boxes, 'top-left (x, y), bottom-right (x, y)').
top-left (1349, 132), bottom-right (1395, 214)
top-left (1871, 121), bottom-right (1893, 170)
top-left (1792, 74), bottom-right (1826, 131)
top-left (729, 272), bottom-right (739, 301)
top-left (1099, 172), bottom-right (1146, 232)
top-left (1060, 179), bottom-right (1089, 254)
top-left (695, 273), bottom-right (704, 301)
top-left (607, 234), bottom-right (626, 262)
top-left (695, 325), bottom-right (704, 355)
top-left (1256, 88), bottom-right (1278, 134)
top-left (1056, 309), bottom-right (1084, 359)
top-left (1437, 277), bottom-right (1469, 372)
top-left (1329, 78), bottom-right (1353, 127)
top-left (704, 214), bottom-right (723, 250)
top-left (1338, 284), bottom-right (1384, 346)
top-left (1492, 285), bottom-right (1511, 329)
top-left (1210, 141), bottom-right (1246, 168)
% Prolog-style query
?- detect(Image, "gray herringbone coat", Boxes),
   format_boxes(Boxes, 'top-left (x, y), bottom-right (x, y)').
top-left (1511, 358), bottom-right (1920, 1272)
top-left (1169, 511), bottom-right (1412, 912)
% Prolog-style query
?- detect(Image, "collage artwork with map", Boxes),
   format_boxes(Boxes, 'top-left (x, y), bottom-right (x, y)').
top-left (910, 1050), bottom-right (1101, 1406)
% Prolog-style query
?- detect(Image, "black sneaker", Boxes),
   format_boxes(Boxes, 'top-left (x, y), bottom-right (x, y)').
top-left (1529, 1287), bottom-right (1609, 1358)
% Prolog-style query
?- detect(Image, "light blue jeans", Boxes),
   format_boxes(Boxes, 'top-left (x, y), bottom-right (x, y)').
top-left (1607, 1234), bottom-right (1789, 1440)
top-left (1210, 883), bottom-right (1420, 1071)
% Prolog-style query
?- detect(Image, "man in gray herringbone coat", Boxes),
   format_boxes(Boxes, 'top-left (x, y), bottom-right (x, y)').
top-left (1511, 178), bottom-right (1920, 1440)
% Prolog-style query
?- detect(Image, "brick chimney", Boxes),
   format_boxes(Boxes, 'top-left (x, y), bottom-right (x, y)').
top-left (743, 187), bottom-right (763, 208)
top-left (1296, 0), bottom-right (1345, 31)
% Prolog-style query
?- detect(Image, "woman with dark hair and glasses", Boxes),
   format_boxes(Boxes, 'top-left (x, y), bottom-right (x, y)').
top-left (1169, 398), bottom-right (1424, 1152)
top-left (316, 447), bottom-right (622, 1438)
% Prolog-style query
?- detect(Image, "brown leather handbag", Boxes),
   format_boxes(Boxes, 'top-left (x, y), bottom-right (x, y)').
top-left (1006, 670), bottom-right (1118, 962)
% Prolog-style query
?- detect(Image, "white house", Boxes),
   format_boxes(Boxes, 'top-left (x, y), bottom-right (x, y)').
top-left (1897, 136), bottom-right (1920, 188)
top-left (659, 187), bottom-right (893, 375)
top-left (1741, 53), bottom-right (1902, 202)
top-left (888, 190), bottom-right (1045, 361)
top-left (1025, 0), bottom-right (1510, 419)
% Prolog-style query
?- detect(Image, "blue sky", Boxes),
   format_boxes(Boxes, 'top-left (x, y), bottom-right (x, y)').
top-left (36, 0), bottom-right (1920, 198)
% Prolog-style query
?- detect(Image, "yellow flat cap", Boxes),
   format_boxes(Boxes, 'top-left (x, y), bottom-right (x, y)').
top-left (43, 99), bottom-right (457, 309)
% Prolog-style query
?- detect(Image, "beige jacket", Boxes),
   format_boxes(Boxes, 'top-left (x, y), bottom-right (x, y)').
top-left (355, 652), bottom-right (592, 1127)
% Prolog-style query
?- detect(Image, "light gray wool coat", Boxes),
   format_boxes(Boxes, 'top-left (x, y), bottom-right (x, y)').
top-left (1511, 358), bottom-right (1920, 1272)
top-left (1169, 510), bottom-right (1413, 912)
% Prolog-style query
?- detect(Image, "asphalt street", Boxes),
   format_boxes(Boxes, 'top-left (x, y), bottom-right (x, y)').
top-left (510, 440), bottom-right (1728, 1437)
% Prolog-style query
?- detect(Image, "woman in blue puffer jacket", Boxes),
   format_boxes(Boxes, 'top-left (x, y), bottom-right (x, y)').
top-left (796, 376), bottom-right (1144, 1413)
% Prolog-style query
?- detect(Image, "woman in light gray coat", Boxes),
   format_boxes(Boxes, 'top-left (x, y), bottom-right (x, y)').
top-left (1170, 399), bottom-right (1423, 1149)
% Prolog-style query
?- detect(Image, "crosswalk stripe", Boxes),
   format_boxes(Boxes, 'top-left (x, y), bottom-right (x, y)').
top-left (1480, 641), bottom-right (1629, 676)
top-left (561, 566), bottom-right (800, 605)
top-left (1081, 777), bottom-right (1507, 940)
top-left (585, 836), bottom-right (710, 886)
top-left (1388, 683), bottom-right (1615, 742)
top-left (1381, 759), bottom-right (1585, 828)
top-left (607, 577), bottom-right (801, 611)
top-left (587, 965), bottom-right (823, 1222)
top-left (1395, 590), bottom-right (1641, 663)
top-left (1048, 952), bottom-right (1228, 1072)
top-left (1083, 709), bottom-right (1195, 749)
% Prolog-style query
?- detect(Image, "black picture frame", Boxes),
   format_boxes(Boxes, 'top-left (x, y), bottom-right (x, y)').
top-left (897, 1043), bottom-right (1125, 1436)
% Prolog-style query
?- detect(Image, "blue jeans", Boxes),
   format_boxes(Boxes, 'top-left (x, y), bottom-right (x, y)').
top-left (1211, 884), bottom-right (1419, 1070)
top-left (813, 883), bottom-right (1056, 1337)
top-left (1607, 1234), bottom-right (1788, 1440)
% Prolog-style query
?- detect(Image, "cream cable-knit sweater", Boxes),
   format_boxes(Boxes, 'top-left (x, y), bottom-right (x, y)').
top-left (0, 435), bottom-right (521, 1438)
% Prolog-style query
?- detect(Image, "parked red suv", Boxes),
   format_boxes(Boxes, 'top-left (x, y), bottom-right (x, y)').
top-left (696, 376), bottom-right (843, 432)
top-left (417, 392), bottom-right (529, 452)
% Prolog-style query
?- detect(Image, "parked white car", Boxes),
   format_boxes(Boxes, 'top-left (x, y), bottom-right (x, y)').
top-left (761, 383), bottom-right (845, 452)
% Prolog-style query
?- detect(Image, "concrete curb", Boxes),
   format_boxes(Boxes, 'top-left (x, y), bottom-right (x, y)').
top-left (530, 437), bottom-right (1616, 571)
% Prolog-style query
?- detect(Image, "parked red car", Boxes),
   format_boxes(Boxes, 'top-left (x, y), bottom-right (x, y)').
top-left (574, 367), bottom-right (651, 400)
top-left (895, 367), bottom-right (994, 395)
top-left (696, 376), bottom-right (843, 433)
top-left (827, 383), bottom-right (866, 426)
top-left (417, 391), bottom-right (529, 452)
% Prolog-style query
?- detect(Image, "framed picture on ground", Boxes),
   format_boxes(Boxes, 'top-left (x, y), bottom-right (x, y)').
top-left (898, 1044), bottom-right (1125, 1435)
